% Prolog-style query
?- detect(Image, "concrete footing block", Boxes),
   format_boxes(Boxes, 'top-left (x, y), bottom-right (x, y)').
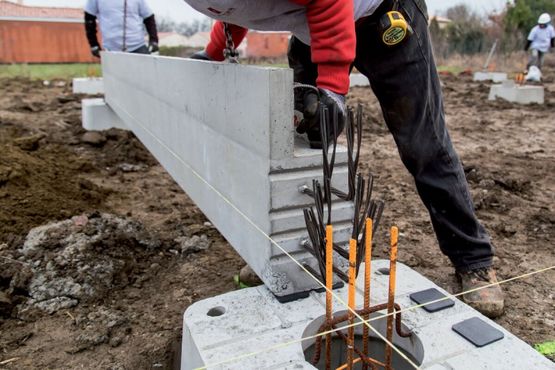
top-left (473, 72), bottom-right (508, 83)
top-left (73, 77), bottom-right (104, 94)
top-left (181, 261), bottom-right (555, 370)
top-left (92, 53), bottom-right (355, 298)
top-left (82, 98), bottom-right (127, 131)
top-left (489, 80), bottom-right (544, 104)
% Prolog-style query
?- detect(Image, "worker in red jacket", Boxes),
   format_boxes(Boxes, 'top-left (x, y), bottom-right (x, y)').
top-left (187, 0), bottom-right (504, 318)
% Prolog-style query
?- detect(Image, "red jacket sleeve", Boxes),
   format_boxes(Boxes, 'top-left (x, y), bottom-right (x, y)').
top-left (293, 0), bottom-right (355, 95)
top-left (205, 21), bottom-right (248, 61)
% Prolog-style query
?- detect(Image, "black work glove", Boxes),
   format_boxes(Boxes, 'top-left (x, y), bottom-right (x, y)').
top-left (149, 41), bottom-right (159, 54)
top-left (91, 46), bottom-right (101, 58)
top-left (189, 50), bottom-right (212, 61)
top-left (295, 87), bottom-right (346, 149)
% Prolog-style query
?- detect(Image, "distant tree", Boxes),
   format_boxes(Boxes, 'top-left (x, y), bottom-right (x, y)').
top-left (444, 5), bottom-right (486, 55)
top-left (157, 17), bottom-right (177, 33)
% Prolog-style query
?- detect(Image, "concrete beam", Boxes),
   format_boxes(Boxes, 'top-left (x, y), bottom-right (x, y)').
top-left (73, 77), bottom-right (105, 95)
top-left (96, 53), bottom-right (354, 298)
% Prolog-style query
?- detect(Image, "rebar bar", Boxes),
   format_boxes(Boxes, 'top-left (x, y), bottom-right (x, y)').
top-left (385, 227), bottom-right (398, 370)
top-left (362, 218), bottom-right (373, 370)
top-left (311, 302), bottom-right (412, 366)
top-left (347, 238), bottom-right (357, 370)
top-left (325, 225), bottom-right (334, 370)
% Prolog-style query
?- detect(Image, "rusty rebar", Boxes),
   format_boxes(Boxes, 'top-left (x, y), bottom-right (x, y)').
top-left (347, 238), bottom-right (357, 369)
top-left (325, 225), bottom-right (333, 370)
top-left (385, 227), bottom-right (398, 370)
top-left (362, 218), bottom-right (373, 370)
top-left (311, 302), bottom-right (412, 366)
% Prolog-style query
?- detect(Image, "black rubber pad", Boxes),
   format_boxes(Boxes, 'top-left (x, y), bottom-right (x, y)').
top-left (409, 288), bottom-right (455, 313)
top-left (452, 317), bottom-right (504, 347)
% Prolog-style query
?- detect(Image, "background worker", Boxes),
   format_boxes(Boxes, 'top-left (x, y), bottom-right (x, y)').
top-left (187, 0), bottom-right (504, 318)
top-left (525, 13), bottom-right (555, 71)
top-left (84, 0), bottom-right (159, 58)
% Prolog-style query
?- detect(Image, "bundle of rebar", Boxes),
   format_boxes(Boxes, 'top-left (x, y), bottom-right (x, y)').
top-left (301, 104), bottom-right (412, 370)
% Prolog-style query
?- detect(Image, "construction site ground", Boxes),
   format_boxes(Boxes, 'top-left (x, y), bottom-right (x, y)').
top-left (0, 71), bottom-right (554, 369)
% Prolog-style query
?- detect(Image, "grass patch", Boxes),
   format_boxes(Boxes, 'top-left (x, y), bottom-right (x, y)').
top-left (0, 63), bottom-right (101, 80)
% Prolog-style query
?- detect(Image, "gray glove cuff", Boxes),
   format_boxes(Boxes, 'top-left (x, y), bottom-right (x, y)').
top-left (319, 88), bottom-right (346, 115)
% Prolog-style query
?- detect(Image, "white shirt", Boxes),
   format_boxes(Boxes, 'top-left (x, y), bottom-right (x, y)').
top-left (528, 24), bottom-right (555, 53)
top-left (84, 0), bottom-right (153, 52)
top-left (184, 0), bottom-right (384, 45)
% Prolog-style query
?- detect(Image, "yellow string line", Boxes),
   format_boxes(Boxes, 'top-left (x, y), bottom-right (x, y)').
top-left (120, 105), bottom-right (420, 368)
top-left (192, 264), bottom-right (554, 369)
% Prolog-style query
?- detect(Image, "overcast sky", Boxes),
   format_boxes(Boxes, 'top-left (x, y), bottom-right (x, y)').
top-left (25, 0), bottom-right (508, 23)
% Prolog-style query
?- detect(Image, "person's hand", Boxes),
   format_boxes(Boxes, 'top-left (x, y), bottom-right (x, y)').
top-left (91, 46), bottom-right (101, 58)
top-left (149, 41), bottom-right (159, 54)
top-left (295, 87), bottom-right (346, 149)
top-left (189, 50), bottom-right (212, 61)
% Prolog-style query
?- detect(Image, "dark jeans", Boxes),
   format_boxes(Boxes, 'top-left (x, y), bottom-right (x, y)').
top-left (288, 0), bottom-right (494, 271)
top-left (130, 44), bottom-right (150, 54)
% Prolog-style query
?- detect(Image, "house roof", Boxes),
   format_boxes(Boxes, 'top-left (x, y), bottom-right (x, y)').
top-left (429, 15), bottom-right (452, 24)
top-left (0, 1), bottom-right (83, 22)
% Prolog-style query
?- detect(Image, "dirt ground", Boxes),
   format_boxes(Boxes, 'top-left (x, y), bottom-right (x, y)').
top-left (0, 70), bottom-right (553, 369)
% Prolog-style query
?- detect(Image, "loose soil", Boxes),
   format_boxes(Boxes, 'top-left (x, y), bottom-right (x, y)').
top-left (0, 71), bottom-right (553, 369)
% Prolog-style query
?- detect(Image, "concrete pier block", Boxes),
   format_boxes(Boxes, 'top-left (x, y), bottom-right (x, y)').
top-left (473, 72), bottom-right (507, 83)
top-left (181, 261), bottom-right (554, 370)
top-left (81, 98), bottom-right (127, 131)
top-left (72, 77), bottom-right (104, 94)
top-left (92, 53), bottom-right (355, 298)
top-left (489, 80), bottom-right (544, 104)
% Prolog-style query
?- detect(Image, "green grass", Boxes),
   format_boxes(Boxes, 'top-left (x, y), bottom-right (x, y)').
top-left (0, 63), bottom-right (101, 80)
top-left (436, 65), bottom-right (467, 75)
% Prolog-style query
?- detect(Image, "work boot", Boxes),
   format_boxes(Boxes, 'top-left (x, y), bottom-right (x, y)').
top-left (457, 267), bottom-right (504, 318)
top-left (238, 265), bottom-right (262, 287)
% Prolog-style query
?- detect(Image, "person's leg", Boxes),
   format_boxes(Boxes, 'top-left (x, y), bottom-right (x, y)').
top-left (353, 0), bottom-right (503, 316)
top-left (538, 50), bottom-right (545, 70)
top-left (527, 49), bottom-right (536, 70)
top-left (130, 44), bottom-right (150, 54)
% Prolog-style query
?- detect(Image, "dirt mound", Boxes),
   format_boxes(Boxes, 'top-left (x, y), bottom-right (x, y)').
top-left (0, 143), bottom-right (109, 238)
top-left (1, 213), bottom-right (161, 320)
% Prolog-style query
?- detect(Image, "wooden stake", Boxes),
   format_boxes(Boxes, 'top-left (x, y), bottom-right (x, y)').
top-left (347, 238), bottom-right (357, 370)
top-left (325, 225), bottom-right (334, 370)
top-left (385, 226), bottom-right (398, 370)
top-left (362, 218), bottom-right (373, 370)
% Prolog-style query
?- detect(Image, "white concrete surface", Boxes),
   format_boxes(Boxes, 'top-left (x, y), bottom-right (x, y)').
top-left (473, 72), bottom-right (507, 83)
top-left (350, 73), bottom-right (370, 87)
top-left (82, 98), bottom-right (127, 131)
top-left (489, 80), bottom-right (544, 105)
top-left (73, 77), bottom-right (104, 94)
top-left (92, 53), bottom-right (355, 298)
top-left (181, 261), bottom-right (555, 370)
